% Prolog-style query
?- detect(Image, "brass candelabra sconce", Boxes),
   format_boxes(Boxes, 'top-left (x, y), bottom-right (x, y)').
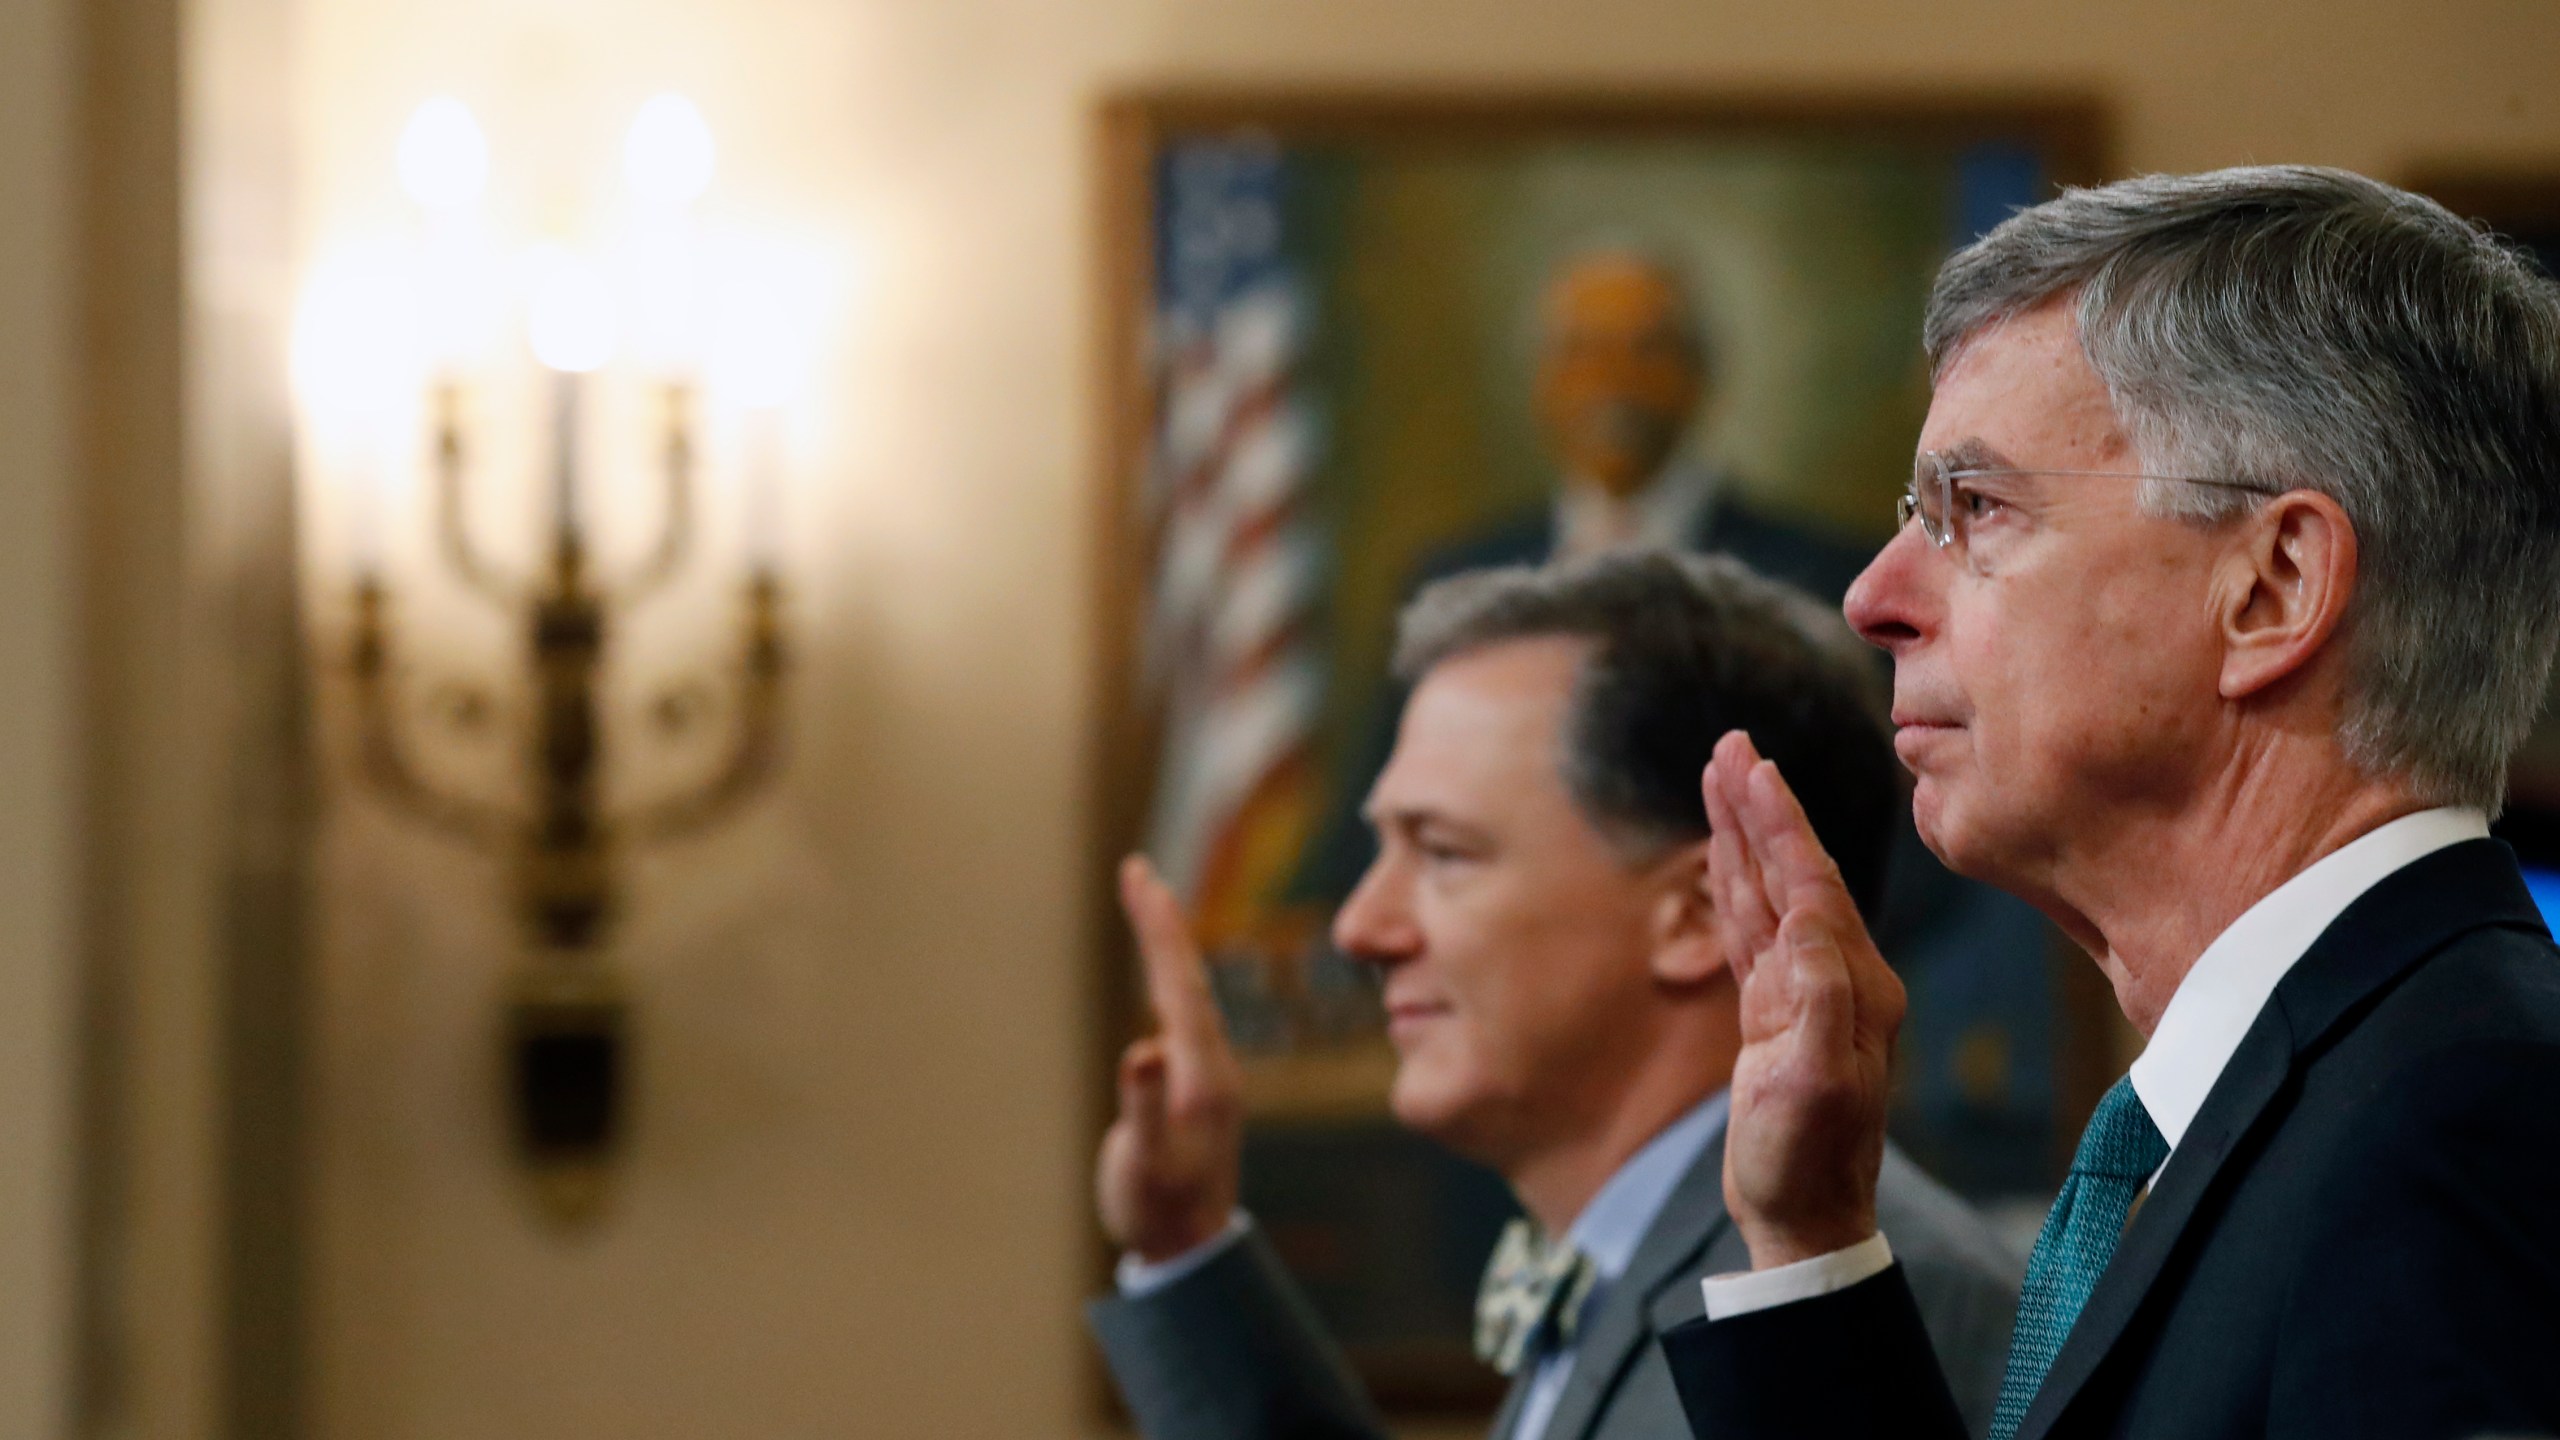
top-left (349, 381), bottom-right (786, 1224)
top-left (307, 92), bottom-right (812, 1226)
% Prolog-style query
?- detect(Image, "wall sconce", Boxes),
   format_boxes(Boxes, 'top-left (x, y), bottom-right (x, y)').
top-left (300, 92), bottom-right (806, 1226)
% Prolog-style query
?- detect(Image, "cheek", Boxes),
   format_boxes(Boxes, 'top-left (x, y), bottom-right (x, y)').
top-left (1623, 358), bottom-right (1696, 411)
top-left (1425, 936), bottom-right (1523, 1068)
top-left (1545, 363), bottom-right (1605, 411)
top-left (1956, 570), bottom-right (2215, 783)
top-left (1969, 620), bottom-right (2107, 755)
top-left (1409, 881), bottom-right (1631, 1074)
top-left (1469, 914), bottom-right (1644, 1063)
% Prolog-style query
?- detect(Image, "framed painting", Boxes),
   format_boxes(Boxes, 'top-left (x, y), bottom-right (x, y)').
top-left (1090, 87), bottom-right (2111, 1416)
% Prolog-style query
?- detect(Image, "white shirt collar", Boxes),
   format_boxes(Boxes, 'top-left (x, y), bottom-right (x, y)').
top-left (1552, 459), bottom-right (1719, 563)
top-left (2126, 806), bottom-right (2488, 1154)
top-left (1565, 1088), bottom-right (1731, 1281)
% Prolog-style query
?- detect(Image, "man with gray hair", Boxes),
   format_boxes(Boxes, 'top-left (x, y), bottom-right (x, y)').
top-left (1668, 166), bottom-right (2560, 1440)
top-left (1089, 551), bottom-right (2021, 1440)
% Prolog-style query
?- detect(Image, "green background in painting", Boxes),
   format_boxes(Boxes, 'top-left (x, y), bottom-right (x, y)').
top-left (1283, 138), bottom-right (1955, 770)
top-left (1217, 133), bottom-right (2032, 1395)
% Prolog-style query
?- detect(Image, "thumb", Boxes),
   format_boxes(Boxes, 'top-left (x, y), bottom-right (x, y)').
top-left (1120, 1038), bottom-right (1171, 1151)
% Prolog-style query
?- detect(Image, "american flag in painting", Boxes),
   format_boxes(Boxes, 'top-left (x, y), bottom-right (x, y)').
top-left (1138, 136), bottom-right (1327, 955)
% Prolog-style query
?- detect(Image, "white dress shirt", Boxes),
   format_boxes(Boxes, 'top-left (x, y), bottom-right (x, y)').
top-left (2127, 806), bottom-right (2487, 1156)
top-left (1119, 1090), bottom-right (1732, 1440)
top-left (1701, 806), bottom-right (2489, 1319)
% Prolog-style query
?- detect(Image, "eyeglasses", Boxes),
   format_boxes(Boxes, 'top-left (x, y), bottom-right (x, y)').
top-left (1898, 452), bottom-right (2278, 569)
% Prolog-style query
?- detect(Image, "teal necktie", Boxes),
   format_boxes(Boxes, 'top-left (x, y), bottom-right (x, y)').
top-left (1989, 1077), bottom-right (2169, 1440)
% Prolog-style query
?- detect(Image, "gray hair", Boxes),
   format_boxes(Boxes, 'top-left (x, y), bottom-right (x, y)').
top-left (1392, 550), bottom-right (1902, 917)
top-left (1926, 165), bottom-right (2560, 812)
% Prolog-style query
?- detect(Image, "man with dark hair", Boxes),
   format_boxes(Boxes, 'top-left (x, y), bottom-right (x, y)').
top-left (1672, 166), bottom-right (2560, 1440)
top-left (1296, 248), bottom-right (2060, 1205)
top-left (1089, 551), bottom-right (2019, 1440)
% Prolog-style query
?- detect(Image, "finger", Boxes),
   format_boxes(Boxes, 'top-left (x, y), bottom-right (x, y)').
top-left (1716, 769), bottom-right (1781, 986)
top-left (1733, 756), bottom-right (1843, 935)
top-left (1726, 740), bottom-right (1796, 926)
top-left (1701, 752), bottom-right (1751, 983)
top-left (1740, 761), bottom-right (1900, 1038)
top-left (1703, 734), bottom-right (1777, 969)
top-left (1119, 1035), bottom-right (1168, 1085)
top-left (1777, 910), bottom-right (1856, 1064)
top-left (1119, 1038), bottom-right (1171, 1149)
top-left (1119, 855), bottom-right (1230, 1089)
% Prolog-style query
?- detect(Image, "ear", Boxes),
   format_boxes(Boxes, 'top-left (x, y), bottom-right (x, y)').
top-left (1645, 841), bottom-right (1728, 987)
top-left (2217, 489), bottom-right (2358, 702)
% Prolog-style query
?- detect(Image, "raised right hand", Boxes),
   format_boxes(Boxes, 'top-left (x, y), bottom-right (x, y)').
top-left (1701, 731), bottom-right (1908, 1270)
top-left (1095, 854), bottom-right (1246, 1264)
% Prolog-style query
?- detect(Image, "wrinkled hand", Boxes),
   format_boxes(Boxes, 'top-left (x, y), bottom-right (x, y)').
top-left (1702, 731), bottom-right (1907, 1269)
top-left (1095, 855), bottom-right (1246, 1264)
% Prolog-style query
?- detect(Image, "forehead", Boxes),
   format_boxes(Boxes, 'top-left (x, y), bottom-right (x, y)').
top-left (1376, 635), bottom-right (1587, 817)
top-left (1921, 298), bottom-right (2130, 465)
top-left (1543, 257), bottom-right (1687, 334)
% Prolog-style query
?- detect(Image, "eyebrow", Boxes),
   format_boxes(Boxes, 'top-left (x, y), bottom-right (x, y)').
top-left (1928, 437), bottom-right (2016, 472)
top-left (1363, 801), bottom-right (1487, 842)
top-left (1363, 800), bottom-right (1427, 832)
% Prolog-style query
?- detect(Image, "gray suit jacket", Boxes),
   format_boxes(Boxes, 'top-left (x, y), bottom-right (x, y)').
top-left (1088, 1136), bottom-right (2022, 1440)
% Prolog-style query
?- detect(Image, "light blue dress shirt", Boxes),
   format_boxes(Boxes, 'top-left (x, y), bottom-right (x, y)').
top-left (1116, 1089), bottom-right (1732, 1440)
top-left (1507, 1089), bottom-right (1730, 1440)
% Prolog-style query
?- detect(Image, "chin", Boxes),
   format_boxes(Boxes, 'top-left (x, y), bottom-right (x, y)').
top-left (1387, 1065), bottom-right (1480, 1147)
top-left (1386, 1066), bottom-right (1453, 1134)
top-left (1910, 783), bottom-right (1988, 880)
top-left (1390, 1071), bottom-right (1526, 1173)
top-left (1915, 785), bottom-right (2047, 895)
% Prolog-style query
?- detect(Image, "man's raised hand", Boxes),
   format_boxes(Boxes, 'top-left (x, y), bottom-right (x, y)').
top-left (1095, 855), bottom-right (1247, 1264)
top-left (1701, 731), bottom-right (1907, 1269)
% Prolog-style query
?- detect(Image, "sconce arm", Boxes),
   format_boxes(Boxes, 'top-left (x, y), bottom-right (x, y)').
top-left (350, 580), bottom-right (523, 850)
top-left (616, 572), bottom-right (786, 844)
top-left (609, 384), bottom-right (697, 607)
top-left (433, 383), bottom-right (528, 607)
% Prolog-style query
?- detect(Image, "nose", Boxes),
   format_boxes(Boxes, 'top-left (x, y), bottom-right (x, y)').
top-left (1845, 523), bottom-right (1936, 658)
top-left (1331, 852), bottom-right (1422, 971)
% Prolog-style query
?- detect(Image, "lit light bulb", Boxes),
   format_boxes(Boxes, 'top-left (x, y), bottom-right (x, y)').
top-left (294, 253), bottom-right (427, 570)
top-left (397, 97), bottom-right (489, 212)
top-left (292, 256), bottom-right (425, 432)
top-left (713, 272), bottom-right (815, 409)
top-left (708, 235), bottom-right (830, 409)
top-left (623, 93), bottom-right (716, 209)
top-left (525, 248), bottom-right (619, 373)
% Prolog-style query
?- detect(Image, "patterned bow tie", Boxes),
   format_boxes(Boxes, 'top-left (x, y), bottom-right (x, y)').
top-left (1474, 1218), bottom-right (1599, 1376)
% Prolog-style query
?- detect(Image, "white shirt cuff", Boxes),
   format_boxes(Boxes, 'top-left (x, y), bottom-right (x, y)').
top-left (1115, 1211), bottom-right (1252, 1298)
top-left (1700, 1232), bottom-right (1896, 1320)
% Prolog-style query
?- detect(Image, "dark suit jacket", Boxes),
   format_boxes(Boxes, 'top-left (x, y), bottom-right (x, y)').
top-left (1087, 1136), bottom-right (2021, 1440)
top-left (1412, 498), bottom-right (1878, 607)
top-left (1661, 838), bottom-right (2560, 1440)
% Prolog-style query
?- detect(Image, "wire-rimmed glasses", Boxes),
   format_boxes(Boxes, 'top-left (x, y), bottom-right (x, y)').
top-left (1898, 452), bottom-right (2279, 569)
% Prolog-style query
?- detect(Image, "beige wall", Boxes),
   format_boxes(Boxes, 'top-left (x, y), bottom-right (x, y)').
top-left (226, 1), bottom-right (2560, 1438)
top-left (0, 0), bottom-right (82, 1430)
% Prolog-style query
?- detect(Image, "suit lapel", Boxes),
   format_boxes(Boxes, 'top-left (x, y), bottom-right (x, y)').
top-left (1528, 1131), bottom-right (1731, 1440)
top-left (2013, 839), bottom-right (2546, 1440)
top-left (2010, 1014), bottom-right (2291, 1440)
top-left (1486, 1368), bottom-right (1535, 1440)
